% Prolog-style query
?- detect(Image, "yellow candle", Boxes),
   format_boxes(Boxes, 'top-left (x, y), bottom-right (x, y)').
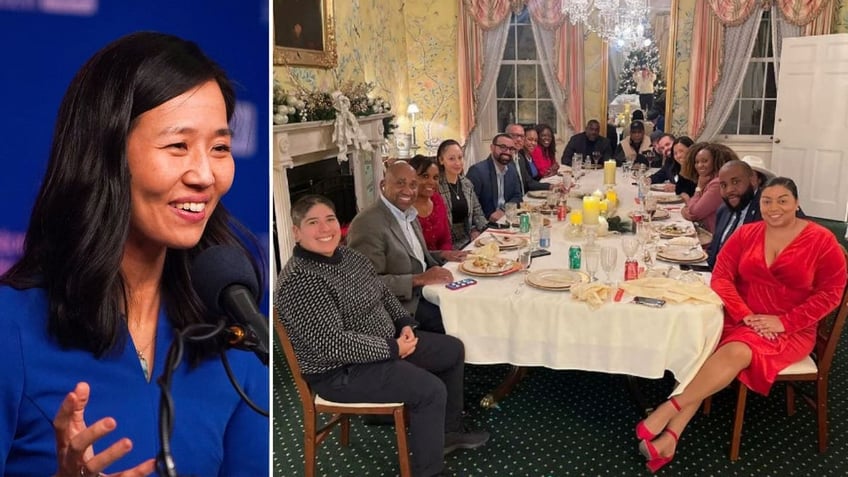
top-left (583, 196), bottom-right (600, 225)
top-left (604, 159), bottom-right (616, 185)
top-left (606, 189), bottom-right (618, 206)
top-left (570, 209), bottom-right (583, 225)
top-left (600, 199), bottom-right (609, 214)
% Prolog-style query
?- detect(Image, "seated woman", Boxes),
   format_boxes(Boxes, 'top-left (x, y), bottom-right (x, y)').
top-left (633, 177), bottom-right (846, 473)
top-left (655, 136), bottom-right (697, 195)
top-left (531, 124), bottom-right (559, 177)
top-left (436, 140), bottom-right (489, 249)
top-left (276, 195), bottom-right (489, 477)
top-left (524, 127), bottom-right (541, 179)
top-left (680, 143), bottom-right (736, 234)
top-left (409, 155), bottom-right (465, 260)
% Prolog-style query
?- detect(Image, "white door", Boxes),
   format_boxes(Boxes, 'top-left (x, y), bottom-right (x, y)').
top-left (772, 34), bottom-right (848, 221)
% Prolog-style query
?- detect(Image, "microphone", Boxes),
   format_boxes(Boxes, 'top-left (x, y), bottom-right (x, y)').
top-left (190, 245), bottom-right (269, 365)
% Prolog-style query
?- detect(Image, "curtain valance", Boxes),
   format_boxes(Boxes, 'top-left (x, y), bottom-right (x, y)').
top-left (707, 0), bottom-right (831, 27)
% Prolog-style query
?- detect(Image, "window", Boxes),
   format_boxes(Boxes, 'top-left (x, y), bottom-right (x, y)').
top-left (495, 7), bottom-right (557, 134)
top-left (720, 11), bottom-right (777, 136)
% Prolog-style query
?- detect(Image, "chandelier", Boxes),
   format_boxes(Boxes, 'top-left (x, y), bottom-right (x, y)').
top-left (562, 0), bottom-right (651, 51)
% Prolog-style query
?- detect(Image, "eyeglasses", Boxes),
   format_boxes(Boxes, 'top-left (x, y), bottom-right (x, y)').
top-left (494, 144), bottom-right (517, 153)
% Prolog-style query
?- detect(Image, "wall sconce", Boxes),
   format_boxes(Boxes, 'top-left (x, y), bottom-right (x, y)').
top-left (407, 103), bottom-right (420, 148)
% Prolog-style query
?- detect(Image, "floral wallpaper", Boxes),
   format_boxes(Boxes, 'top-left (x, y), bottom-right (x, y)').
top-left (670, 0), bottom-right (697, 136)
top-left (583, 33), bottom-right (605, 128)
top-left (836, 0), bottom-right (848, 32)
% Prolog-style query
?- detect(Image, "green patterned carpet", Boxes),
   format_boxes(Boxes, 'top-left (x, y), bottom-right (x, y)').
top-left (274, 220), bottom-right (848, 476)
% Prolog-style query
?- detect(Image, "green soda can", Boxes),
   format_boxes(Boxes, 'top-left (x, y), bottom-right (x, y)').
top-left (519, 213), bottom-right (530, 233)
top-left (569, 245), bottom-right (582, 270)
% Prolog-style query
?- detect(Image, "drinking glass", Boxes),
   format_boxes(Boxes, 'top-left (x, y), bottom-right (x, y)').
top-left (529, 213), bottom-right (543, 249)
top-left (505, 203), bottom-right (518, 232)
top-left (572, 156), bottom-right (582, 178)
top-left (592, 151), bottom-right (602, 168)
top-left (562, 173), bottom-right (573, 193)
top-left (622, 236), bottom-right (639, 260)
top-left (600, 246), bottom-right (618, 285)
top-left (584, 247), bottom-right (600, 282)
top-left (644, 195), bottom-right (658, 222)
top-left (515, 245), bottom-right (533, 295)
top-left (636, 222), bottom-right (652, 247)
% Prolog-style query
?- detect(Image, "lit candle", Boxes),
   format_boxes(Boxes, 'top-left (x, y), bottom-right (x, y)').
top-left (605, 189), bottom-right (618, 204)
top-left (583, 196), bottom-right (600, 225)
top-left (570, 209), bottom-right (583, 225)
top-left (604, 159), bottom-right (616, 185)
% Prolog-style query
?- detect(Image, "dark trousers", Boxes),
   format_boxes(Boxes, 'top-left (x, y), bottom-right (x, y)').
top-left (415, 299), bottom-right (445, 334)
top-left (639, 93), bottom-right (654, 112)
top-left (310, 332), bottom-right (465, 477)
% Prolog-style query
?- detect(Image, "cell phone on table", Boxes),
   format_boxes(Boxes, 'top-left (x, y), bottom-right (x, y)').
top-left (530, 249), bottom-right (551, 259)
top-left (679, 264), bottom-right (711, 272)
top-left (633, 296), bottom-right (666, 308)
top-left (445, 278), bottom-right (477, 290)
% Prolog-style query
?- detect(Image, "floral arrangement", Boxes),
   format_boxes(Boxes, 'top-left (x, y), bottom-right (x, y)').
top-left (273, 79), bottom-right (397, 138)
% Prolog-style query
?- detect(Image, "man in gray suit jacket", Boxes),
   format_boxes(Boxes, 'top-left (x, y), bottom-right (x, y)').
top-left (348, 162), bottom-right (455, 333)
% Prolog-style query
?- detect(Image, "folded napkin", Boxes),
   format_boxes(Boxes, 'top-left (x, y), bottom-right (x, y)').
top-left (571, 282), bottom-right (613, 309)
top-left (619, 277), bottom-right (722, 305)
top-left (666, 236), bottom-right (699, 246)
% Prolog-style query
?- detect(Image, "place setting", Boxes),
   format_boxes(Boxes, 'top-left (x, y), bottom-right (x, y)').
top-left (655, 236), bottom-right (708, 264)
top-left (460, 242), bottom-right (522, 277)
top-left (474, 233), bottom-right (528, 251)
top-left (524, 269), bottom-right (590, 291)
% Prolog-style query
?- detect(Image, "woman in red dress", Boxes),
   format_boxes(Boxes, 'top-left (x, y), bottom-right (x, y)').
top-left (409, 155), bottom-right (453, 252)
top-left (633, 177), bottom-right (846, 473)
top-left (530, 124), bottom-right (559, 178)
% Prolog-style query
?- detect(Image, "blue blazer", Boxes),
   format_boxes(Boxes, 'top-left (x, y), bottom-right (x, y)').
top-left (466, 156), bottom-right (523, 219)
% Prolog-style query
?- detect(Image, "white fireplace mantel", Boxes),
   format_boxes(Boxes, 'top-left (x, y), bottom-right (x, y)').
top-left (272, 113), bottom-right (391, 274)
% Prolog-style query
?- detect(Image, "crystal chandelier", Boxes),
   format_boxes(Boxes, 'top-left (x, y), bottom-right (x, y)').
top-left (562, 0), bottom-right (651, 50)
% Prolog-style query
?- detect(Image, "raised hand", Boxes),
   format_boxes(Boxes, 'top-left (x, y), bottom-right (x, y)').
top-left (54, 382), bottom-right (156, 477)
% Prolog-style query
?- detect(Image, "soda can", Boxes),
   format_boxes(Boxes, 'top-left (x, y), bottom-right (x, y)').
top-left (624, 258), bottom-right (639, 280)
top-left (569, 245), bottom-right (582, 270)
top-left (557, 204), bottom-right (566, 221)
top-left (519, 213), bottom-right (531, 233)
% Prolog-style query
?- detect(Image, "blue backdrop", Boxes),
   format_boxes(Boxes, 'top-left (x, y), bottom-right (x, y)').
top-left (0, 1), bottom-right (270, 279)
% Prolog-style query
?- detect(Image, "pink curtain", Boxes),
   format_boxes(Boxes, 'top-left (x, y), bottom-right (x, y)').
top-left (778, 0), bottom-right (831, 26)
top-left (562, 24), bottom-right (584, 131)
top-left (526, 0), bottom-right (566, 28)
top-left (688, 2), bottom-right (724, 137)
top-left (461, 0), bottom-right (516, 30)
top-left (458, 6), bottom-right (483, 141)
top-left (707, 0), bottom-right (759, 26)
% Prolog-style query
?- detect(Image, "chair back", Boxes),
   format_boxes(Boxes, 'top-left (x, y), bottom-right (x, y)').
top-left (811, 246), bottom-right (848, 376)
top-left (274, 311), bottom-right (316, 413)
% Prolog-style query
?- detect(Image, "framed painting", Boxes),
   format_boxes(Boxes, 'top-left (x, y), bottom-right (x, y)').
top-left (273, 0), bottom-right (337, 68)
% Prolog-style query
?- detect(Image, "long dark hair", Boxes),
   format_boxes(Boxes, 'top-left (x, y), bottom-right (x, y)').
top-left (1, 32), bottom-right (263, 362)
top-left (436, 139), bottom-right (462, 173)
top-left (535, 124), bottom-right (556, 160)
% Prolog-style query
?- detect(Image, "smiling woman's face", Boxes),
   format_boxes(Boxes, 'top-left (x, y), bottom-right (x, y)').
top-left (125, 80), bottom-right (233, 253)
top-left (293, 203), bottom-right (341, 257)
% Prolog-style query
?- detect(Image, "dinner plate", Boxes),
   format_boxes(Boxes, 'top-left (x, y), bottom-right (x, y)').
top-left (525, 269), bottom-right (590, 291)
top-left (657, 223), bottom-right (694, 238)
top-left (656, 195), bottom-right (684, 204)
top-left (459, 258), bottom-right (521, 277)
top-left (650, 184), bottom-right (672, 192)
top-left (527, 190), bottom-right (551, 199)
top-left (657, 248), bottom-right (708, 263)
top-left (474, 235), bottom-right (528, 250)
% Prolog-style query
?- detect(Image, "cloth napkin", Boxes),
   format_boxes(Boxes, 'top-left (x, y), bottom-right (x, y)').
top-left (571, 282), bottom-right (613, 309)
top-left (619, 277), bottom-right (722, 305)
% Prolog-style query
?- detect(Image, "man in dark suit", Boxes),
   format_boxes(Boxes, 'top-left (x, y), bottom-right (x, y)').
top-left (466, 134), bottom-right (523, 222)
top-left (347, 162), bottom-right (455, 333)
top-left (561, 119), bottom-right (613, 166)
top-left (707, 159), bottom-right (804, 268)
top-left (505, 123), bottom-right (553, 197)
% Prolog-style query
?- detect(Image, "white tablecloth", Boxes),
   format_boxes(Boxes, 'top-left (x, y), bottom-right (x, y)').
top-left (422, 168), bottom-right (723, 394)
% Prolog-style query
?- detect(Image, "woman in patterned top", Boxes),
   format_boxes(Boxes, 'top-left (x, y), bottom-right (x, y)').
top-left (276, 195), bottom-right (489, 477)
top-left (436, 140), bottom-right (488, 249)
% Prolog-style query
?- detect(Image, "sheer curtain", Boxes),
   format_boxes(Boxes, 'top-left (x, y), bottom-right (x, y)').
top-left (532, 22), bottom-right (574, 139)
top-left (463, 20), bottom-right (511, 167)
top-left (696, 10), bottom-right (763, 141)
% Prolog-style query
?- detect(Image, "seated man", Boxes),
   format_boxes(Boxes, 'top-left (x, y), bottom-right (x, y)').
top-left (466, 134), bottom-right (523, 222)
top-left (506, 123), bottom-right (556, 196)
top-left (348, 162), bottom-right (456, 333)
top-left (278, 194), bottom-right (488, 477)
top-left (614, 120), bottom-right (651, 166)
top-left (561, 119), bottom-right (613, 165)
top-left (707, 159), bottom-right (802, 268)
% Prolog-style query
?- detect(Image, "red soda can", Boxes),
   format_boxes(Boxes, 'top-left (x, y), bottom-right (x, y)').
top-left (557, 204), bottom-right (566, 221)
top-left (624, 258), bottom-right (639, 281)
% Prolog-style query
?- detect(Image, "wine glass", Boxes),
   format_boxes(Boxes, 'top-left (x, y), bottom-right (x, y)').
top-left (600, 246), bottom-right (618, 285)
top-left (505, 203), bottom-right (518, 232)
top-left (515, 244), bottom-right (533, 295)
top-left (644, 195), bottom-right (658, 222)
top-left (622, 236), bottom-right (639, 260)
top-left (592, 151), bottom-right (602, 169)
top-left (584, 247), bottom-right (600, 282)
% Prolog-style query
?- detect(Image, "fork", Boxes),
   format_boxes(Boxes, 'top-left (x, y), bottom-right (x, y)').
top-left (683, 244), bottom-right (701, 256)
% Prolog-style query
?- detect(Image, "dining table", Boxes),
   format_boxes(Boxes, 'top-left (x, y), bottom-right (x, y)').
top-left (422, 165), bottom-right (724, 409)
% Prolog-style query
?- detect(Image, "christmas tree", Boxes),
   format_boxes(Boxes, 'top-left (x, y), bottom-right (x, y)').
top-left (614, 25), bottom-right (666, 105)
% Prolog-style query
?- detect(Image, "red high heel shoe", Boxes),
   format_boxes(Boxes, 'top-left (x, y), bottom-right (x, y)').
top-left (638, 429), bottom-right (680, 473)
top-left (635, 397), bottom-right (681, 441)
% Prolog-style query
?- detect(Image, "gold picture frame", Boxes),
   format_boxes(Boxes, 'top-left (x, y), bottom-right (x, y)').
top-left (273, 0), bottom-right (337, 68)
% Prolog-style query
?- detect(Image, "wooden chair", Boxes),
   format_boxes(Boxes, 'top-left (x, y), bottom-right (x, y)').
top-left (274, 315), bottom-right (412, 477)
top-left (704, 247), bottom-right (848, 461)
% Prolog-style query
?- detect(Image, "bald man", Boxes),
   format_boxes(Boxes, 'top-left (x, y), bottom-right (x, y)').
top-left (347, 162), bottom-right (454, 333)
top-left (561, 119), bottom-right (613, 166)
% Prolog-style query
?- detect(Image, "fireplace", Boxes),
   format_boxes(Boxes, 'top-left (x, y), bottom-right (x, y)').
top-left (272, 113), bottom-right (391, 274)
